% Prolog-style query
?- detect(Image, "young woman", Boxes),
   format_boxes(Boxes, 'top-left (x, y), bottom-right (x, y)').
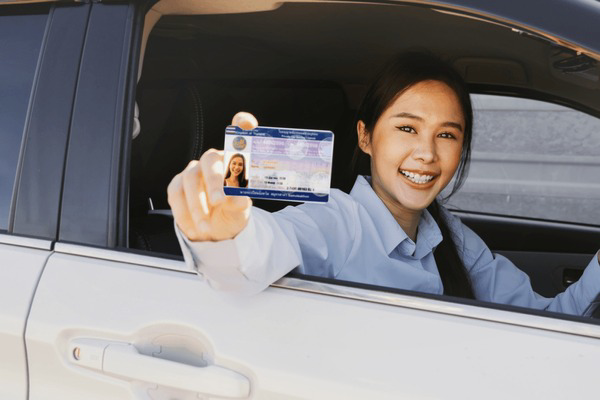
top-left (224, 153), bottom-right (248, 188)
top-left (167, 52), bottom-right (600, 315)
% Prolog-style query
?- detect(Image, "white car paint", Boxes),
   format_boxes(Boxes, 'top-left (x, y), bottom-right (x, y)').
top-left (0, 235), bottom-right (52, 400)
top-left (25, 244), bottom-right (600, 399)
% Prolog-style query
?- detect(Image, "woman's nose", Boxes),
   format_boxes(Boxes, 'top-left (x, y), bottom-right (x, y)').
top-left (412, 137), bottom-right (436, 163)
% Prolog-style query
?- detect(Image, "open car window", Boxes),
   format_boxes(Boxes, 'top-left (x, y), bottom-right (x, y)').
top-left (128, 0), bottom-right (600, 321)
top-left (446, 94), bottom-right (600, 225)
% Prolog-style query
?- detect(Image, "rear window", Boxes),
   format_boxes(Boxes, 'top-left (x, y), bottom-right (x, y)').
top-left (0, 6), bottom-right (49, 231)
top-left (446, 94), bottom-right (600, 225)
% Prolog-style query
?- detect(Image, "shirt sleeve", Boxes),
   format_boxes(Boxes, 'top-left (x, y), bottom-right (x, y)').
top-left (449, 211), bottom-right (600, 315)
top-left (175, 192), bottom-right (357, 295)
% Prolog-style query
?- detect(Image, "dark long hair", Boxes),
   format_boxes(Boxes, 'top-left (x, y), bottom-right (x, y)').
top-left (354, 52), bottom-right (475, 299)
top-left (225, 153), bottom-right (248, 187)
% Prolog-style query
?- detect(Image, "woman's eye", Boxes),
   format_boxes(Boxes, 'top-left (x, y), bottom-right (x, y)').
top-left (438, 132), bottom-right (456, 139)
top-left (397, 125), bottom-right (416, 133)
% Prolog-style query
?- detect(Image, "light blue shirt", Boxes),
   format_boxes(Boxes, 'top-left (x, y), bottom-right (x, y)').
top-left (179, 175), bottom-right (600, 315)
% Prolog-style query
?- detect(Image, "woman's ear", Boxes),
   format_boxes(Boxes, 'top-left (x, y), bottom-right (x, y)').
top-left (357, 121), bottom-right (372, 155)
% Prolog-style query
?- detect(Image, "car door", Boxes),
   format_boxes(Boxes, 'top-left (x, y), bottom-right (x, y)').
top-left (24, 1), bottom-right (600, 399)
top-left (0, 2), bottom-right (86, 398)
top-left (25, 248), bottom-right (600, 399)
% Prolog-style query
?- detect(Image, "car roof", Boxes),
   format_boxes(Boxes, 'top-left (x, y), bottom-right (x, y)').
top-left (146, 0), bottom-right (600, 115)
top-left (146, 0), bottom-right (600, 58)
top-left (432, 0), bottom-right (600, 56)
top-left (5, 0), bottom-right (600, 57)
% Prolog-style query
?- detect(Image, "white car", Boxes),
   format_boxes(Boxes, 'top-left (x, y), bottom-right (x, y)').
top-left (2, 0), bottom-right (600, 399)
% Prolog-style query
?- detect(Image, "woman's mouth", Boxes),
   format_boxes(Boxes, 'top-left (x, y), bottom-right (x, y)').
top-left (399, 169), bottom-right (436, 185)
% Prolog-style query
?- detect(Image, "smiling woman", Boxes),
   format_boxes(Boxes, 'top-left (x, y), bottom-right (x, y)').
top-left (358, 83), bottom-right (464, 219)
top-left (354, 52), bottom-right (473, 298)
top-left (8, 0), bottom-right (600, 398)
top-left (168, 51), bottom-right (600, 315)
top-left (7, 0), bottom-right (600, 398)
top-left (224, 153), bottom-right (248, 188)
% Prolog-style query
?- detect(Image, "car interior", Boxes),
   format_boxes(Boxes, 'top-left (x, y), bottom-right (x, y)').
top-left (128, 1), bottom-right (600, 305)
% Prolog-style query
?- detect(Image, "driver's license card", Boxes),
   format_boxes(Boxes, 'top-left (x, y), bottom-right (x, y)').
top-left (223, 125), bottom-right (334, 203)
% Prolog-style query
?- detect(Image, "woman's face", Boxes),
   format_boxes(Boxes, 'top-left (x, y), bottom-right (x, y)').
top-left (358, 80), bottom-right (464, 216)
top-left (229, 156), bottom-right (244, 177)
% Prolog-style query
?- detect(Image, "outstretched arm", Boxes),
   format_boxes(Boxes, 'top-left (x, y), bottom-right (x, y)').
top-left (169, 112), bottom-right (356, 294)
top-left (452, 211), bottom-right (600, 315)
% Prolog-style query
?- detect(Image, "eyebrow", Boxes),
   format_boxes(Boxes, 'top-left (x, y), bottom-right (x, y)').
top-left (391, 112), bottom-right (464, 132)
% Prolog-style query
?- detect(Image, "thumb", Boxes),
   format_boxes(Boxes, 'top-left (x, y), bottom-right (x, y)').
top-left (232, 112), bottom-right (258, 130)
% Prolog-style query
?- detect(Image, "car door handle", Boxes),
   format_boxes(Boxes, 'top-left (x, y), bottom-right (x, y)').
top-left (69, 339), bottom-right (250, 398)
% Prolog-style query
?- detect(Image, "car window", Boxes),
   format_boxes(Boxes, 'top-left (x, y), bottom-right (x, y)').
top-left (445, 94), bottom-right (600, 225)
top-left (126, 3), bottom-right (600, 324)
top-left (0, 6), bottom-right (49, 231)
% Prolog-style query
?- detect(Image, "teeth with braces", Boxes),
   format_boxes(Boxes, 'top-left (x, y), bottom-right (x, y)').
top-left (400, 170), bottom-right (435, 184)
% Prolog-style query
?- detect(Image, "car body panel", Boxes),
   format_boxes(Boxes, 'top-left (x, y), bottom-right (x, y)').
top-left (26, 248), bottom-right (600, 399)
top-left (0, 236), bottom-right (51, 400)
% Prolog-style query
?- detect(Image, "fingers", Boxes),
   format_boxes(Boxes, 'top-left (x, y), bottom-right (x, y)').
top-left (232, 112), bottom-right (258, 130)
top-left (200, 148), bottom-right (251, 218)
top-left (169, 114), bottom-right (258, 242)
top-left (199, 149), bottom-right (226, 206)
top-left (167, 172), bottom-right (200, 240)
top-left (225, 192), bottom-right (252, 211)
top-left (182, 160), bottom-right (210, 234)
top-left (168, 152), bottom-right (244, 242)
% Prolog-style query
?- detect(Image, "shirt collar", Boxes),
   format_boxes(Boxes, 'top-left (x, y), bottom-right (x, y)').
top-left (414, 207), bottom-right (443, 259)
top-left (349, 176), bottom-right (442, 258)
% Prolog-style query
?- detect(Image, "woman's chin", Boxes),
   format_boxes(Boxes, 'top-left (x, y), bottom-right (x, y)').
top-left (373, 175), bottom-right (439, 212)
top-left (393, 186), bottom-right (437, 212)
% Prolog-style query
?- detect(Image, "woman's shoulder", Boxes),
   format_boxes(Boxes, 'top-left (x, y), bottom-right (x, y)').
top-left (436, 202), bottom-right (490, 259)
top-left (437, 203), bottom-right (460, 223)
top-left (436, 203), bottom-right (468, 243)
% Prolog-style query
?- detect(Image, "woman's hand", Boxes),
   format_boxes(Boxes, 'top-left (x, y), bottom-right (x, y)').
top-left (167, 112), bottom-right (258, 241)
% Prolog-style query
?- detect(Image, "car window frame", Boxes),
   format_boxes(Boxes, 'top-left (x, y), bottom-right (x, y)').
top-left (57, 0), bottom-right (144, 248)
top-left (2, 2), bottom-right (93, 241)
top-left (51, 0), bottom-right (600, 331)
